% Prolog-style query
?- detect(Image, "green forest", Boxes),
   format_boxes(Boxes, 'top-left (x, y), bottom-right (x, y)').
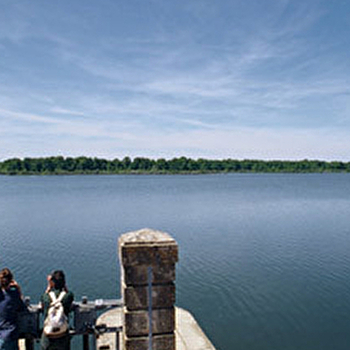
top-left (0, 156), bottom-right (350, 175)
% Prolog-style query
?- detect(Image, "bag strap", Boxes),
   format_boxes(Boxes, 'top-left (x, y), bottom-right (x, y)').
top-left (57, 291), bottom-right (66, 302)
top-left (48, 291), bottom-right (66, 306)
top-left (49, 291), bottom-right (57, 303)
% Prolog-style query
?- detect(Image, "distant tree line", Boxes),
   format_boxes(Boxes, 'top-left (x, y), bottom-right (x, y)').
top-left (0, 156), bottom-right (350, 175)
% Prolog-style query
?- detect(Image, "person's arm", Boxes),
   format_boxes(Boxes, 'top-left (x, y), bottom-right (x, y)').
top-left (8, 282), bottom-right (27, 312)
top-left (45, 275), bottom-right (54, 294)
top-left (40, 292), bottom-right (51, 317)
top-left (9, 280), bottom-right (22, 297)
top-left (63, 291), bottom-right (74, 315)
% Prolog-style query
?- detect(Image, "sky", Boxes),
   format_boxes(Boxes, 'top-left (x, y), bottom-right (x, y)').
top-left (0, 0), bottom-right (349, 161)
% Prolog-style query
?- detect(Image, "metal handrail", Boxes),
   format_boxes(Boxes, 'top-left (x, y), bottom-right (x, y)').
top-left (18, 297), bottom-right (123, 350)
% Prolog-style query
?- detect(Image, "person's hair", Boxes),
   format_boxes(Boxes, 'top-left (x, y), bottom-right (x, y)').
top-left (51, 270), bottom-right (66, 290)
top-left (0, 268), bottom-right (14, 289)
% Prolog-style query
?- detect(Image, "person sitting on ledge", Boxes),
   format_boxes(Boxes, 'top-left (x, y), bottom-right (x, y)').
top-left (40, 270), bottom-right (74, 350)
top-left (0, 268), bottom-right (26, 350)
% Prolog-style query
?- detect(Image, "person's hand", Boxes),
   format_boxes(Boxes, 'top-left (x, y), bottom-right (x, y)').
top-left (45, 275), bottom-right (53, 293)
top-left (9, 280), bottom-right (18, 287)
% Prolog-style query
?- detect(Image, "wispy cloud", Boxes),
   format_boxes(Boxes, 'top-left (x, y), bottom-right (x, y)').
top-left (50, 107), bottom-right (86, 117)
top-left (0, 0), bottom-right (349, 159)
top-left (0, 108), bottom-right (60, 125)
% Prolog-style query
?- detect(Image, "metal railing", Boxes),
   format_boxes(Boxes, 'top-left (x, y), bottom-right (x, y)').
top-left (18, 297), bottom-right (123, 350)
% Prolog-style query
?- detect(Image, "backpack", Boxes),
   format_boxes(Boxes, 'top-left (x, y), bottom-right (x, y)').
top-left (43, 291), bottom-right (68, 338)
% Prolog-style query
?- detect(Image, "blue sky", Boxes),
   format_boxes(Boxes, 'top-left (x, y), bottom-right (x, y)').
top-left (0, 0), bottom-right (349, 160)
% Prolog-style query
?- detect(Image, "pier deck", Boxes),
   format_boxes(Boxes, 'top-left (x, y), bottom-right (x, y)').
top-left (97, 307), bottom-right (216, 350)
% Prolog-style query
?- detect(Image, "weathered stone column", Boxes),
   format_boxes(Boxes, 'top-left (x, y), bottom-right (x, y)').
top-left (119, 229), bottom-right (178, 350)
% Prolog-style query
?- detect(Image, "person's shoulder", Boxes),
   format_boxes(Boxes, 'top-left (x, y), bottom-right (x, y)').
top-left (61, 290), bottom-right (74, 302)
top-left (65, 290), bottom-right (74, 300)
top-left (6, 287), bottom-right (26, 310)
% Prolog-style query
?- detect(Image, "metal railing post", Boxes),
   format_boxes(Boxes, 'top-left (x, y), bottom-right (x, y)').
top-left (83, 334), bottom-right (89, 350)
top-left (24, 338), bottom-right (34, 350)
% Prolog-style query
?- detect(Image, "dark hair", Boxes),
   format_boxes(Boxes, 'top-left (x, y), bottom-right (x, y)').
top-left (51, 270), bottom-right (66, 290)
top-left (0, 268), bottom-right (13, 289)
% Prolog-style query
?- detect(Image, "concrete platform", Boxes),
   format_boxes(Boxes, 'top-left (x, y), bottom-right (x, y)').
top-left (96, 307), bottom-right (216, 350)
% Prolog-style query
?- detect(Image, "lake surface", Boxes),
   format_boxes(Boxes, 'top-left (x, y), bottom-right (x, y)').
top-left (1, 174), bottom-right (350, 350)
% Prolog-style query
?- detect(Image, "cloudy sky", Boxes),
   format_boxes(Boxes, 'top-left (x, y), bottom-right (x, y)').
top-left (0, 0), bottom-right (349, 160)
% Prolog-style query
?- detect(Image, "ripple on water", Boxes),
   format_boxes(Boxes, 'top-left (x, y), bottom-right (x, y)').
top-left (2, 174), bottom-right (350, 350)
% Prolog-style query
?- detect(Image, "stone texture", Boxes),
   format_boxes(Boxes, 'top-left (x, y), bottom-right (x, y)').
top-left (124, 333), bottom-right (175, 350)
top-left (124, 283), bottom-right (175, 310)
top-left (120, 244), bottom-right (178, 266)
top-left (124, 307), bottom-right (175, 337)
top-left (119, 228), bottom-right (178, 267)
top-left (119, 229), bottom-right (178, 350)
top-left (119, 229), bottom-right (176, 245)
top-left (123, 263), bottom-right (176, 286)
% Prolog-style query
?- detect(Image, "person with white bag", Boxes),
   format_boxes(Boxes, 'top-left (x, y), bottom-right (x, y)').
top-left (40, 271), bottom-right (74, 350)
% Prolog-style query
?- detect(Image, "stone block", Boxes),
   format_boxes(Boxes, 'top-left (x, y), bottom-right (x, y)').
top-left (124, 333), bottom-right (175, 350)
top-left (119, 229), bottom-right (176, 246)
top-left (123, 263), bottom-right (176, 286)
top-left (124, 283), bottom-right (175, 310)
top-left (121, 244), bottom-right (178, 267)
top-left (124, 307), bottom-right (175, 337)
top-left (119, 229), bottom-right (179, 267)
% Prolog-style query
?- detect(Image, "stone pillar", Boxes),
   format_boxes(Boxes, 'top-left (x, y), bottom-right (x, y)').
top-left (119, 229), bottom-right (178, 350)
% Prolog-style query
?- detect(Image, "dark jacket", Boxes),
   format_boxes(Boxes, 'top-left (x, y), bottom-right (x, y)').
top-left (0, 287), bottom-right (26, 341)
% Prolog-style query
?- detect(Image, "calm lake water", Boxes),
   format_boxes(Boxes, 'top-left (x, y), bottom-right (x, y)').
top-left (1, 174), bottom-right (350, 350)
